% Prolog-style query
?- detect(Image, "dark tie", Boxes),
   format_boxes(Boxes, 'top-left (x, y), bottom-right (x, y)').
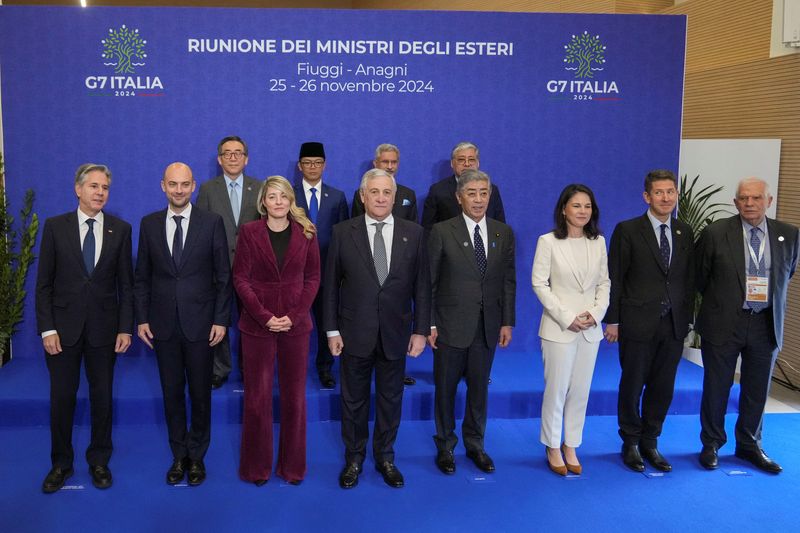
top-left (659, 224), bottom-right (670, 270)
top-left (309, 187), bottom-right (319, 224)
top-left (372, 222), bottom-right (388, 286)
top-left (83, 218), bottom-right (96, 275)
top-left (172, 215), bottom-right (184, 268)
top-left (748, 227), bottom-right (768, 312)
top-left (474, 224), bottom-right (487, 276)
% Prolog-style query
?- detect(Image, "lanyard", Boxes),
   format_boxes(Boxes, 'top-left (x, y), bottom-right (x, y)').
top-left (742, 226), bottom-right (767, 269)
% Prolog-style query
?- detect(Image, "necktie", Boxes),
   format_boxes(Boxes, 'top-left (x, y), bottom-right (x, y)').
top-left (659, 224), bottom-right (670, 270)
top-left (474, 224), bottom-right (487, 276)
top-left (172, 215), bottom-right (184, 269)
top-left (309, 187), bottom-right (319, 224)
top-left (230, 182), bottom-right (240, 226)
top-left (373, 222), bottom-right (388, 285)
top-left (748, 227), bottom-right (768, 312)
top-left (83, 218), bottom-right (96, 275)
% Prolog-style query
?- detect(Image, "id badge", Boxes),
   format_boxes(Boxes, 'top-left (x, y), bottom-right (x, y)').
top-left (746, 276), bottom-right (768, 302)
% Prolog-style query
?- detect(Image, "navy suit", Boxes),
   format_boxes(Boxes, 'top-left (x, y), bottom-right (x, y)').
top-left (352, 183), bottom-right (418, 222)
top-left (421, 175), bottom-right (505, 231)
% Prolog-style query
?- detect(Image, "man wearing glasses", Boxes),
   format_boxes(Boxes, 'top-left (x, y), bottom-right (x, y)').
top-left (197, 136), bottom-right (262, 389)
top-left (293, 142), bottom-right (349, 389)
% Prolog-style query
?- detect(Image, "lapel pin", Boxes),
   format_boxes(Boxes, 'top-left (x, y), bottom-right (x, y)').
top-left (779, 235), bottom-right (785, 242)
top-left (495, 233), bottom-right (500, 237)
top-left (463, 242), bottom-right (469, 247)
top-left (403, 237), bottom-right (408, 242)
top-left (324, 192), bottom-right (329, 198)
top-left (107, 229), bottom-right (113, 233)
top-left (676, 230), bottom-right (681, 235)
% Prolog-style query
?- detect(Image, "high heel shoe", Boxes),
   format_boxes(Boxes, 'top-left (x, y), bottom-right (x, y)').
top-left (546, 446), bottom-right (567, 476)
top-left (561, 444), bottom-right (582, 475)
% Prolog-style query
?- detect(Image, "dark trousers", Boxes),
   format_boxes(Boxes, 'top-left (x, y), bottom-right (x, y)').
top-left (340, 337), bottom-right (405, 465)
top-left (154, 328), bottom-right (213, 461)
top-left (213, 296), bottom-right (241, 379)
top-left (311, 291), bottom-right (333, 375)
top-left (46, 334), bottom-right (116, 468)
top-left (433, 317), bottom-right (495, 454)
top-left (617, 312), bottom-right (683, 448)
top-left (700, 309), bottom-right (778, 451)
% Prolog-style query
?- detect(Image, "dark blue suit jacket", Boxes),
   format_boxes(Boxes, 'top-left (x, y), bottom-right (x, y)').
top-left (293, 181), bottom-right (349, 275)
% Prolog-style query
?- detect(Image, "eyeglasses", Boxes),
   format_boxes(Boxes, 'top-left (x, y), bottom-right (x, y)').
top-left (220, 150), bottom-right (246, 160)
top-left (454, 157), bottom-right (478, 166)
top-left (300, 159), bottom-right (325, 168)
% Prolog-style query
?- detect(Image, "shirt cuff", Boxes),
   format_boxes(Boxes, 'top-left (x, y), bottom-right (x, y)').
top-left (326, 331), bottom-right (341, 338)
top-left (41, 330), bottom-right (57, 338)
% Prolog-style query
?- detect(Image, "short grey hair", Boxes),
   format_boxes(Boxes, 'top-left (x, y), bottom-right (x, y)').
top-left (359, 168), bottom-right (397, 193)
top-left (456, 169), bottom-right (491, 194)
top-left (451, 141), bottom-right (479, 160)
top-left (374, 143), bottom-right (400, 160)
top-left (736, 177), bottom-right (771, 199)
top-left (75, 163), bottom-right (112, 185)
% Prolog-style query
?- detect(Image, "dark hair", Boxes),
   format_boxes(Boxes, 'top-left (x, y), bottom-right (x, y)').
top-left (553, 183), bottom-right (601, 240)
top-left (217, 135), bottom-right (248, 156)
top-left (644, 169), bottom-right (677, 193)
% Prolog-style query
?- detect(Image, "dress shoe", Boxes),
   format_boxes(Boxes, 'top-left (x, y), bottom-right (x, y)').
top-left (42, 466), bottom-right (73, 494)
top-left (338, 462), bottom-right (361, 489)
top-left (561, 444), bottom-right (582, 475)
top-left (403, 375), bottom-right (416, 386)
top-left (435, 450), bottom-right (456, 475)
top-left (166, 458), bottom-right (188, 485)
top-left (211, 375), bottom-right (226, 390)
top-left (187, 460), bottom-right (206, 486)
top-left (699, 446), bottom-right (719, 470)
top-left (622, 444), bottom-right (645, 472)
top-left (466, 449), bottom-right (495, 473)
top-left (89, 465), bottom-right (113, 489)
top-left (735, 447), bottom-right (782, 474)
top-left (375, 461), bottom-right (405, 488)
top-left (254, 479), bottom-right (268, 487)
top-left (641, 447), bottom-right (672, 472)
top-left (546, 447), bottom-right (567, 476)
top-left (319, 371), bottom-right (336, 389)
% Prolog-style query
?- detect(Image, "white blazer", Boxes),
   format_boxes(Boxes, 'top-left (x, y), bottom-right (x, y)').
top-left (531, 232), bottom-right (610, 343)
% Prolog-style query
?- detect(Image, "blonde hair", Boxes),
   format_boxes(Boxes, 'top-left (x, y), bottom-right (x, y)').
top-left (257, 176), bottom-right (316, 239)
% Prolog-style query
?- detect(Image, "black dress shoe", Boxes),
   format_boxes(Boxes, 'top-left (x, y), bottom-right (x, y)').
top-left (89, 465), bottom-right (113, 489)
top-left (319, 371), bottom-right (336, 389)
top-left (735, 447), bottom-right (782, 474)
top-left (166, 458), bottom-right (188, 485)
top-left (375, 461), bottom-right (404, 488)
top-left (187, 460), bottom-right (206, 486)
top-left (403, 375), bottom-right (416, 386)
top-left (640, 447), bottom-right (672, 472)
top-left (699, 445), bottom-right (719, 470)
top-left (466, 449), bottom-right (495, 473)
top-left (435, 450), bottom-right (456, 475)
top-left (42, 466), bottom-right (73, 494)
top-left (211, 375), bottom-right (226, 389)
top-left (338, 462), bottom-right (361, 489)
top-left (622, 444), bottom-right (645, 472)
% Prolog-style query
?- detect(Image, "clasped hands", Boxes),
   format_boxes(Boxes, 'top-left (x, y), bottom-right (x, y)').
top-left (266, 315), bottom-right (293, 333)
top-left (567, 312), bottom-right (596, 333)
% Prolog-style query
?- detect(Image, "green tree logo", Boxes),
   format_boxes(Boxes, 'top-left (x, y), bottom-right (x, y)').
top-left (101, 25), bottom-right (147, 74)
top-left (563, 31), bottom-right (606, 79)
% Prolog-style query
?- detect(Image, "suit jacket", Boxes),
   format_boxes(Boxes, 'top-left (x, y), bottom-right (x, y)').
top-left (196, 174), bottom-right (262, 264)
top-left (604, 213), bottom-right (694, 342)
top-left (233, 220), bottom-right (320, 337)
top-left (428, 216), bottom-right (516, 349)
top-left (323, 216), bottom-right (431, 359)
top-left (695, 215), bottom-right (799, 350)
top-left (134, 206), bottom-right (232, 342)
top-left (421, 175), bottom-right (505, 231)
top-left (293, 181), bottom-right (349, 275)
top-left (351, 182), bottom-right (418, 222)
top-left (532, 232), bottom-right (610, 343)
top-left (35, 211), bottom-right (134, 347)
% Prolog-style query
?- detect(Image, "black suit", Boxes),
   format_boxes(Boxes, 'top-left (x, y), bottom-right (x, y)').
top-left (323, 215), bottom-right (430, 465)
top-left (604, 213), bottom-right (694, 448)
top-left (696, 215), bottom-right (799, 450)
top-left (35, 210), bottom-right (133, 469)
top-left (428, 215), bottom-right (515, 453)
top-left (421, 175), bottom-right (505, 231)
top-left (351, 182), bottom-right (418, 222)
top-left (134, 205), bottom-right (232, 461)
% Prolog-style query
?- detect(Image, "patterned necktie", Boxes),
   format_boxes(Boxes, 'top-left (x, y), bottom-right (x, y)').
top-left (474, 224), bottom-right (487, 276)
top-left (372, 222), bottom-right (388, 286)
top-left (230, 181), bottom-right (240, 226)
top-left (309, 187), bottom-right (319, 224)
top-left (748, 227), bottom-right (768, 312)
top-left (83, 218), bottom-right (96, 275)
top-left (172, 215), bottom-right (184, 268)
top-left (659, 224), bottom-right (670, 270)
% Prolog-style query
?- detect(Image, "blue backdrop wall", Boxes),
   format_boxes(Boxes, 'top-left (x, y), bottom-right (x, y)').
top-left (0, 6), bottom-right (686, 359)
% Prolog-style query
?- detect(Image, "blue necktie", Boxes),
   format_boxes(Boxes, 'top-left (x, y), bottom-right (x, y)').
top-left (83, 218), bottom-right (96, 275)
top-left (172, 215), bottom-right (184, 269)
top-left (309, 187), bottom-right (319, 224)
top-left (748, 227), bottom-right (768, 312)
top-left (474, 224), bottom-right (487, 276)
top-left (230, 182), bottom-right (240, 226)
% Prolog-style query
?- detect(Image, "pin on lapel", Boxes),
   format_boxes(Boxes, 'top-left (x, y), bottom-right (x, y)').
top-left (107, 229), bottom-right (113, 233)
top-left (324, 192), bottom-right (329, 198)
top-left (676, 230), bottom-right (681, 235)
top-left (403, 237), bottom-right (408, 242)
top-left (779, 235), bottom-right (785, 242)
top-left (463, 242), bottom-right (469, 247)
top-left (495, 232), bottom-right (500, 238)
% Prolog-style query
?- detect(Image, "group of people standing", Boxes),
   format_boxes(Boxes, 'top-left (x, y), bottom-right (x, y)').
top-left (34, 137), bottom-right (797, 496)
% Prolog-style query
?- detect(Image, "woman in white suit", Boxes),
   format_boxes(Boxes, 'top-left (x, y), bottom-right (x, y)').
top-left (532, 184), bottom-right (610, 476)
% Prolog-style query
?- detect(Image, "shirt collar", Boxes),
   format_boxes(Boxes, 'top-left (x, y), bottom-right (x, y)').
top-left (365, 213), bottom-right (394, 227)
top-left (303, 179), bottom-right (322, 193)
top-left (224, 174), bottom-right (243, 187)
top-left (646, 209), bottom-right (671, 232)
top-left (77, 208), bottom-right (104, 225)
top-left (741, 216), bottom-right (768, 234)
top-left (462, 212), bottom-right (486, 231)
top-left (168, 203), bottom-right (192, 221)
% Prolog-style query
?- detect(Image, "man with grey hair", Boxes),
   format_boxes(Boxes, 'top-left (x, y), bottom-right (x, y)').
top-left (696, 177), bottom-right (799, 473)
top-left (421, 142), bottom-right (505, 232)
top-left (352, 144), bottom-right (418, 222)
top-left (36, 163), bottom-right (134, 493)
top-left (427, 168), bottom-right (515, 475)
top-left (324, 168), bottom-right (430, 489)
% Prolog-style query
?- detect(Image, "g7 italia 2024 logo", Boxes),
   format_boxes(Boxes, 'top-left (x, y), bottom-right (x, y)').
top-left (546, 31), bottom-right (619, 102)
top-left (85, 24), bottom-right (164, 97)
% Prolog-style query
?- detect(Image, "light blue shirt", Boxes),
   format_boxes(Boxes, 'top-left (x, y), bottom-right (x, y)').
top-left (224, 174), bottom-right (243, 217)
top-left (647, 209), bottom-right (672, 265)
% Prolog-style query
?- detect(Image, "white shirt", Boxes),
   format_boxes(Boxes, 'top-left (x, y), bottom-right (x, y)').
top-left (166, 203), bottom-right (192, 254)
top-left (78, 208), bottom-right (103, 267)
top-left (302, 179), bottom-right (323, 210)
top-left (462, 213), bottom-right (489, 260)
top-left (365, 213), bottom-right (395, 273)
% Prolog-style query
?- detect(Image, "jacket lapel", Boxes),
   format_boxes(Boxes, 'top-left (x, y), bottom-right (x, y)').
top-left (65, 212), bottom-right (88, 275)
top-left (724, 216), bottom-right (747, 294)
top-left (279, 221), bottom-right (306, 274)
top-left (453, 217), bottom-right (482, 278)
top-left (638, 214), bottom-right (668, 275)
top-left (351, 218), bottom-right (379, 286)
top-left (553, 235), bottom-right (585, 288)
top-left (93, 215), bottom-right (116, 271)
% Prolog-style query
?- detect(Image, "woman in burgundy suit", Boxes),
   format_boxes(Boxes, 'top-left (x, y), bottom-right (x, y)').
top-left (234, 175), bottom-right (320, 485)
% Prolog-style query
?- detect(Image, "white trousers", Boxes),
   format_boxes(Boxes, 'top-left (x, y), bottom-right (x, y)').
top-left (539, 336), bottom-right (600, 448)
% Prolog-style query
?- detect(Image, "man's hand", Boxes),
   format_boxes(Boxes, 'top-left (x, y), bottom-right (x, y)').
top-left (115, 334), bottom-right (132, 354)
top-left (427, 327), bottom-right (438, 350)
top-left (604, 324), bottom-right (619, 343)
top-left (209, 325), bottom-right (226, 346)
top-left (328, 335), bottom-right (344, 357)
top-left (43, 333), bottom-right (62, 355)
top-left (407, 334), bottom-right (426, 357)
top-left (137, 324), bottom-right (154, 349)
top-left (498, 326), bottom-right (513, 348)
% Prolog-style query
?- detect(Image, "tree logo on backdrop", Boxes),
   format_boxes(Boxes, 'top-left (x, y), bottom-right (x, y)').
top-left (101, 24), bottom-right (147, 74)
top-left (563, 31), bottom-right (605, 79)
top-left (545, 30), bottom-right (619, 102)
top-left (85, 23), bottom-right (164, 97)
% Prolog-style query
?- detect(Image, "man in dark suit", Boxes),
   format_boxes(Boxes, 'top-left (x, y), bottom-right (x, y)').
top-left (421, 141), bottom-right (505, 232)
top-left (323, 168), bottom-right (430, 489)
top-left (292, 141), bottom-right (349, 389)
top-left (35, 163), bottom-right (134, 493)
top-left (196, 135), bottom-right (261, 389)
top-left (603, 170), bottom-right (694, 472)
top-left (427, 169), bottom-right (515, 475)
top-left (695, 177), bottom-right (799, 473)
top-left (135, 162), bottom-right (232, 486)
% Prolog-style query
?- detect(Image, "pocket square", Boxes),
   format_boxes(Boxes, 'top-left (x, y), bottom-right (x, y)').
top-left (402, 198), bottom-right (411, 206)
